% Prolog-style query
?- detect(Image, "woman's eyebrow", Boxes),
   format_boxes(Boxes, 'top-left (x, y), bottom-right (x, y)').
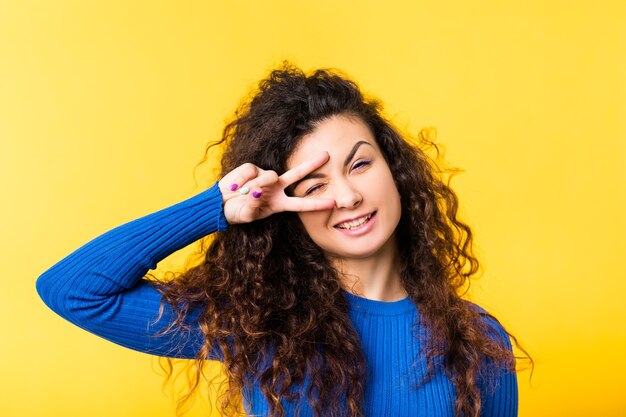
top-left (343, 141), bottom-right (373, 167)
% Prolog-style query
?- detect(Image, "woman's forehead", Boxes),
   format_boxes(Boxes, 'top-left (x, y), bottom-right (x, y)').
top-left (287, 115), bottom-right (377, 168)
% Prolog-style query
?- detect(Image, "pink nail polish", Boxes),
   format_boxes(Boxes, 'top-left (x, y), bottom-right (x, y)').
top-left (229, 183), bottom-right (238, 191)
top-left (252, 191), bottom-right (262, 199)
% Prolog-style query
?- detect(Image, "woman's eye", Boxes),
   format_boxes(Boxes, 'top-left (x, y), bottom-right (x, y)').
top-left (351, 160), bottom-right (371, 171)
top-left (304, 184), bottom-right (326, 196)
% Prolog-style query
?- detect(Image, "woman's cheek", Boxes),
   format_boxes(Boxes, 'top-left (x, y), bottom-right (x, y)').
top-left (298, 210), bottom-right (334, 250)
top-left (300, 210), bottom-right (329, 230)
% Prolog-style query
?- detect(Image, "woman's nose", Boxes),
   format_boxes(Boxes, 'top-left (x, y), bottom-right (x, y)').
top-left (333, 180), bottom-right (362, 209)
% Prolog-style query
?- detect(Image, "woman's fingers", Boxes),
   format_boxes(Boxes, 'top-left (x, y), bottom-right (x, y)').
top-left (279, 151), bottom-right (329, 187)
top-left (219, 163), bottom-right (260, 195)
top-left (221, 151), bottom-right (328, 197)
top-left (219, 152), bottom-right (334, 223)
top-left (219, 163), bottom-right (283, 224)
top-left (282, 196), bottom-right (335, 213)
top-left (245, 169), bottom-right (280, 197)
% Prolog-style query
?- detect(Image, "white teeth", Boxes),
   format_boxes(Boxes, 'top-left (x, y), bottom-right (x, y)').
top-left (337, 213), bottom-right (373, 230)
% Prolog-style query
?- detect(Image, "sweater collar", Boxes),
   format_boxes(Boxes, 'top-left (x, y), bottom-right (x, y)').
top-left (343, 290), bottom-right (415, 316)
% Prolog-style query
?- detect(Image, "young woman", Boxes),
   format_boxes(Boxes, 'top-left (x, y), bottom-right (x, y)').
top-left (36, 63), bottom-right (523, 417)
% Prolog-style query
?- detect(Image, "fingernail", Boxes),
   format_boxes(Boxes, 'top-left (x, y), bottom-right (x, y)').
top-left (229, 183), bottom-right (238, 191)
top-left (252, 190), bottom-right (262, 199)
top-left (239, 187), bottom-right (250, 195)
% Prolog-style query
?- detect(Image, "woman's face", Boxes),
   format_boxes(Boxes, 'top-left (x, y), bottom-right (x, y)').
top-left (286, 114), bottom-right (402, 261)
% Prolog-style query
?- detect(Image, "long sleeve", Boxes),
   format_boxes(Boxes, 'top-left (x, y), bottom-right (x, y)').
top-left (479, 315), bottom-right (519, 417)
top-left (481, 368), bottom-right (518, 417)
top-left (36, 182), bottom-right (229, 359)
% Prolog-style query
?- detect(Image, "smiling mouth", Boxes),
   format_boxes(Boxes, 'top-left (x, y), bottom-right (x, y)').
top-left (335, 212), bottom-right (376, 230)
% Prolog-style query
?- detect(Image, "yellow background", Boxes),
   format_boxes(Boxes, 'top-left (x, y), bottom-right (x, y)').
top-left (2, 1), bottom-right (625, 416)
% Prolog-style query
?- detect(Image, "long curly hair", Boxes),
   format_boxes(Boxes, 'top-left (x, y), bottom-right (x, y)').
top-left (150, 62), bottom-right (529, 417)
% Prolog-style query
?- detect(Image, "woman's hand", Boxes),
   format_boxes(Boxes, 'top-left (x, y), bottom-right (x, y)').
top-left (218, 151), bottom-right (335, 224)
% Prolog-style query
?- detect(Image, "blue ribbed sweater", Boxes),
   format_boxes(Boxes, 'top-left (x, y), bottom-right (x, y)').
top-left (36, 182), bottom-right (518, 416)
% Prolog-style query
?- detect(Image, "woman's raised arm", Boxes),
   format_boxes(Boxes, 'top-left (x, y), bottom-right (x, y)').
top-left (36, 153), bottom-right (335, 359)
top-left (36, 182), bottom-right (228, 359)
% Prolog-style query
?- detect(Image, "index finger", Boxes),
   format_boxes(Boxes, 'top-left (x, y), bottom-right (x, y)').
top-left (279, 151), bottom-right (330, 187)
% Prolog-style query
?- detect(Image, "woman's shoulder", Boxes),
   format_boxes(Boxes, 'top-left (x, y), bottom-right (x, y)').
top-left (464, 300), bottom-right (513, 351)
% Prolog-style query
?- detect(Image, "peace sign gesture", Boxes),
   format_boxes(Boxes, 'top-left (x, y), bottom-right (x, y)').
top-left (218, 151), bottom-right (335, 224)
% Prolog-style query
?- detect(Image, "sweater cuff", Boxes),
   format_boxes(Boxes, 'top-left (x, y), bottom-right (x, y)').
top-left (213, 181), bottom-right (229, 232)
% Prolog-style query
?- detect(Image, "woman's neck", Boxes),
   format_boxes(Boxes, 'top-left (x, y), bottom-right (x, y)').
top-left (331, 239), bottom-right (407, 302)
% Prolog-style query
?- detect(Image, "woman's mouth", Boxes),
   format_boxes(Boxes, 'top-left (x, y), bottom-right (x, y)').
top-left (334, 211), bottom-right (376, 231)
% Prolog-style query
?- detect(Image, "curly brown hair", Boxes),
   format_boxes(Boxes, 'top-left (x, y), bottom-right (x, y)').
top-left (150, 62), bottom-right (529, 417)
